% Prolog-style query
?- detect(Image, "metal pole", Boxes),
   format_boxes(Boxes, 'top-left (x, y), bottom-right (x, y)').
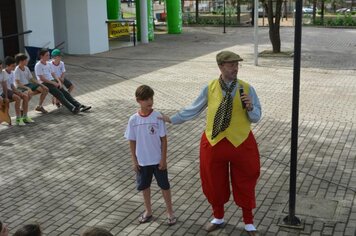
top-left (140, 0), bottom-right (149, 44)
top-left (133, 21), bottom-right (136, 46)
top-left (196, 0), bottom-right (199, 23)
top-left (223, 0), bottom-right (226, 33)
top-left (253, 0), bottom-right (258, 66)
top-left (283, 0), bottom-right (302, 227)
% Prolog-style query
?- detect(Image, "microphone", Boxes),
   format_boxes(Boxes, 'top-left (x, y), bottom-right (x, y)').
top-left (239, 85), bottom-right (246, 109)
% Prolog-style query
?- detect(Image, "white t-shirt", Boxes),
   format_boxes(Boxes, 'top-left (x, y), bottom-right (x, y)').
top-left (49, 60), bottom-right (66, 78)
top-left (2, 69), bottom-right (16, 90)
top-left (14, 66), bottom-right (33, 85)
top-left (35, 61), bottom-right (55, 83)
top-left (0, 71), bottom-right (7, 94)
top-left (124, 110), bottom-right (167, 166)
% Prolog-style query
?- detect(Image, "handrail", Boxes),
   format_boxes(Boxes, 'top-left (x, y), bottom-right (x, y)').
top-left (0, 30), bottom-right (32, 40)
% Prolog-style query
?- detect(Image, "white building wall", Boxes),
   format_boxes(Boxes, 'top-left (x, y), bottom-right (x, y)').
top-left (87, 0), bottom-right (109, 54)
top-left (65, 0), bottom-right (108, 54)
top-left (52, 0), bottom-right (68, 52)
top-left (21, 0), bottom-right (55, 48)
top-left (65, 0), bottom-right (90, 54)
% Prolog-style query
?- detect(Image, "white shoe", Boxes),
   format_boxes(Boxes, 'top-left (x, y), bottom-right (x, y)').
top-left (245, 224), bottom-right (257, 231)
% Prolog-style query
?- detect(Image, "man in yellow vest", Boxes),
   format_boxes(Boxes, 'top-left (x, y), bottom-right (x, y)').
top-left (161, 51), bottom-right (261, 235)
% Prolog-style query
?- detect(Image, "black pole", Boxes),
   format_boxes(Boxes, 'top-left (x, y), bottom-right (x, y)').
top-left (196, 0), bottom-right (199, 23)
top-left (223, 0), bottom-right (226, 33)
top-left (133, 21), bottom-right (136, 47)
top-left (283, 0), bottom-right (302, 226)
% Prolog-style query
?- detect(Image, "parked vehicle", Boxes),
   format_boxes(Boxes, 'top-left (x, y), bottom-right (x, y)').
top-left (336, 8), bottom-right (349, 13)
top-left (302, 7), bottom-right (314, 14)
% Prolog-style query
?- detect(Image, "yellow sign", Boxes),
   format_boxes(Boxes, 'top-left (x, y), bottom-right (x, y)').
top-left (108, 22), bottom-right (130, 38)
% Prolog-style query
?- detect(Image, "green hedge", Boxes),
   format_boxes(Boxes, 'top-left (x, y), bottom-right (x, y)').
top-left (312, 14), bottom-right (356, 26)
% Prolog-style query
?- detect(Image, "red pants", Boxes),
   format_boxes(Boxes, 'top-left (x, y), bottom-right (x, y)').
top-left (200, 132), bottom-right (260, 224)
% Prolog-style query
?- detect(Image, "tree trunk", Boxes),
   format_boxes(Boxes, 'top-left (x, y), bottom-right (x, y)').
top-left (251, 1), bottom-right (254, 26)
top-left (196, 0), bottom-right (199, 23)
top-left (236, 0), bottom-right (241, 25)
top-left (313, 0), bottom-right (317, 24)
top-left (266, 0), bottom-right (282, 53)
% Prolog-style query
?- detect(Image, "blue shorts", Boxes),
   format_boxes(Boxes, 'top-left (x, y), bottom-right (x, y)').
top-left (136, 164), bottom-right (170, 191)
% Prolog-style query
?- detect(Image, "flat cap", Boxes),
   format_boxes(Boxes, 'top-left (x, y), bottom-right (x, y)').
top-left (216, 51), bottom-right (243, 65)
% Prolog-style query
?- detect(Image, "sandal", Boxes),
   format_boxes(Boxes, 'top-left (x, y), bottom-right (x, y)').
top-left (138, 214), bottom-right (153, 224)
top-left (167, 216), bottom-right (177, 226)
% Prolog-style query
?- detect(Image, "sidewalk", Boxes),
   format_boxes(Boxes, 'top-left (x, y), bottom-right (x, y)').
top-left (0, 26), bottom-right (355, 236)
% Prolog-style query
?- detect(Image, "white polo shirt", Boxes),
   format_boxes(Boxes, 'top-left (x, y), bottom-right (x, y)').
top-left (14, 65), bottom-right (33, 85)
top-left (49, 60), bottom-right (66, 78)
top-left (124, 110), bottom-right (167, 166)
top-left (35, 61), bottom-right (55, 83)
top-left (2, 69), bottom-right (16, 90)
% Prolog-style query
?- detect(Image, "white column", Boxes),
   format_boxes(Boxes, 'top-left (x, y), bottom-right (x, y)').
top-left (140, 0), bottom-right (149, 44)
top-left (64, 0), bottom-right (108, 54)
top-left (87, 0), bottom-right (109, 53)
top-left (21, 0), bottom-right (55, 48)
top-left (52, 0), bottom-right (68, 52)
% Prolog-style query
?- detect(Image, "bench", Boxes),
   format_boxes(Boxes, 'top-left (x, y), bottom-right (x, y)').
top-left (0, 89), bottom-right (41, 126)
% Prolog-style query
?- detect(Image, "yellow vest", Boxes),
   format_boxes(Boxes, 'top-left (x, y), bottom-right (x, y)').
top-left (205, 79), bottom-right (251, 147)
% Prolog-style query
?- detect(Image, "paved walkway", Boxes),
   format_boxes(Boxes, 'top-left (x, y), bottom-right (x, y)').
top-left (0, 27), bottom-right (355, 236)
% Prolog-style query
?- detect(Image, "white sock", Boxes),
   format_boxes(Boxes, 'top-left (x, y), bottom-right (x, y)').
top-left (245, 224), bottom-right (257, 231)
top-left (211, 218), bottom-right (224, 224)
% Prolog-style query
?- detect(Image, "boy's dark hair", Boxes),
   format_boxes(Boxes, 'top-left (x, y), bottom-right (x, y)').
top-left (4, 56), bottom-right (16, 66)
top-left (13, 223), bottom-right (42, 236)
top-left (135, 85), bottom-right (154, 100)
top-left (81, 227), bottom-right (113, 236)
top-left (0, 59), bottom-right (2, 65)
top-left (15, 53), bottom-right (28, 65)
top-left (38, 48), bottom-right (49, 57)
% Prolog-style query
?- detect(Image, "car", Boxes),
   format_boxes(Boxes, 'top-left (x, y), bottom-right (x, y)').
top-left (258, 7), bottom-right (265, 17)
top-left (302, 7), bottom-right (314, 14)
top-left (336, 8), bottom-right (349, 13)
top-left (345, 8), bottom-right (356, 13)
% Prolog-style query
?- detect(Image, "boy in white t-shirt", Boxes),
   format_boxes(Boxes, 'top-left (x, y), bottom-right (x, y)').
top-left (49, 49), bottom-right (74, 93)
top-left (49, 49), bottom-right (75, 108)
top-left (14, 53), bottom-right (49, 114)
top-left (124, 85), bottom-right (176, 226)
top-left (2, 56), bottom-right (33, 125)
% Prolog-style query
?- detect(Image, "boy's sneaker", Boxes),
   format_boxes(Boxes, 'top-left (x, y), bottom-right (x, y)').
top-left (80, 105), bottom-right (92, 112)
top-left (35, 106), bottom-right (48, 114)
top-left (16, 118), bottom-right (26, 126)
top-left (23, 117), bottom-right (35, 123)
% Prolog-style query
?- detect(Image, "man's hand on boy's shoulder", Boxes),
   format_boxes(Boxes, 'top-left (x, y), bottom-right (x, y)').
top-left (158, 114), bottom-right (171, 123)
top-left (159, 159), bottom-right (167, 170)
